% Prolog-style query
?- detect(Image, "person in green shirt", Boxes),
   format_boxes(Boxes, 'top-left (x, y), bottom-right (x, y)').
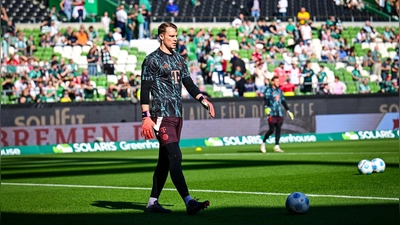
top-left (326, 16), bottom-right (336, 28)
top-left (352, 63), bottom-right (362, 81)
top-left (275, 36), bottom-right (286, 54)
top-left (28, 66), bottom-right (41, 83)
top-left (103, 32), bottom-right (115, 46)
top-left (347, 51), bottom-right (356, 66)
top-left (139, 0), bottom-right (151, 12)
top-left (301, 61), bottom-right (315, 93)
top-left (317, 65), bottom-right (327, 84)
top-left (391, 59), bottom-right (399, 79)
top-left (286, 18), bottom-right (295, 37)
top-left (201, 52), bottom-right (214, 84)
top-left (48, 62), bottom-right (61, 82)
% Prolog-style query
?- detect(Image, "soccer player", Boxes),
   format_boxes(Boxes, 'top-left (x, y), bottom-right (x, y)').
top-left (260, 76), bottom-right (294, 153)
top-left (140, 22), bottom-right (215, 214)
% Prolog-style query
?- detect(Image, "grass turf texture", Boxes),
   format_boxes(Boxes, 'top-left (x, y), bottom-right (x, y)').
top-left (1, 139), bottom-right (399, 225)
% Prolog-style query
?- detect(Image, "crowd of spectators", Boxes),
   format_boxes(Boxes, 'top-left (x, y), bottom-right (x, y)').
top-left (1, 2), bottom-right (399, 104)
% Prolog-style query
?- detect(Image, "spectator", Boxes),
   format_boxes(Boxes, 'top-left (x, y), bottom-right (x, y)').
top-left (382, 26), bottom-right (396, 43)
top-left (126, 13), bottom-right (135, 41)
top-left (88, 26), bottom-right (98, 42)
top-left (369, 28), bottom-right (381, 42)
top-left (49, 21), bottom-right (58, 39)
top-left (72, 0), bottom-right (86, 22)
top-left (294, 40), bottom-right (305, 57)
top-left (297, 7), bottom-right (310, 25)
top-left (67, 58), bottom-right (79, 77)
top-left (254, 60), bottom-right (267, 93)
top-left (54, 31), bottom-right (66, 46)
top-left (352, 63), bottom-right (362, 81)
top-left (2, 75), bottom-right (14, 100)
top-left (105, 83), bottom-right (116, 101)
top-left (275, 36), bottom-right (287, 54)
top-left (376, 0), bottom-right (385, 11)
top-left (166, 0), bottom-right (179, 17)
top-left (358, 78), bottom-right (371, 94)
top-left (326, 15), bottom-right (336, 27)
top-left (76, 26), bottom-right (89, 46)
top-left (44, 80), bottom-right (57, 103)
top-left (117, 73), bottom-right (130, 99)
top-left (280, 78), bottom-right (296, 96)
top-left (230, 51), bottom-right (246, 76)
top-left (101, 11), bottom-right (111, 34)
top-left (234, 71), bottom-right (246, 97)
top-left (380, 74), bottom-right (397, 93)
top-left (363, 20), bottom-right (373, 34)
top-left (116, 5), bottom-right (128, 38)
top-left (277, 0), bottom-right (288, 19)
top-left (248, 0), bottom-right (261, 20)
top-left (113, 27), bottom-right (128, 47)
top-left (317, 65), bottom-right (327, 84)
top-left (177, 39), bottom-right (188, 60)
top-left (289, 61), bottom-right (301, 86)
top-left (300, 22), bottom-right (312, 42)
top-left (14, 34), bottom-right (27, 55)
top-left (214, 51), bottom-right (225, 85)
top-left (251, 47), bottom-right (263, 61)
top-left (301, 61), bottom-right (315, 93)
top-left (317, 83), bottom-right (331, 95)
top-left (371, 46), bottom-right (382, 77)
top-left (338, 46), bottom-right (348, 60)
top-left (28, 66), bottom-right (42, 83)
top-left (391, 59), bottom-right (399, 80)
top-left (87, 44), bottom-right (100, 76)
top-left (355, 29), bottom-right (367, 43)
top-left (381, 58), bottom-right (392, 80)
top-left (286, 18), bottom-right (295, 37)
top-left (363, 50), bottom-right (373, 69)
top-left (1, 7), bottom-right (8, 37)
top-left (191, 0), bottom-right (201, 6)
top-left (103, 32), bottom-right (116, 46)
top-left (65, 80), bottom-right (81, 102)
top-left (330, 76), bottom-right (346, 94)
top-left (141, 4), bottom-right (151, 39)
top-left (216, 29), bottom-right (228, 45)
top-left (60, 90), bottom-right (72, 102)
top-left (231, 13), bottom-right (244, 28)
top-left (274, 62), bottom-right (287, 85)
top-left (348, 51), bottom-right (357, 66)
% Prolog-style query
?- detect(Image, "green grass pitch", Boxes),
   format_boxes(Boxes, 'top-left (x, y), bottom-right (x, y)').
top-left (1, 139), bottom-right (399, 225)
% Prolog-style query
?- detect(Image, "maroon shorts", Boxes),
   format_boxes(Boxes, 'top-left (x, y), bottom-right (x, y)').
top-left (268, 116), bottom-right (284, 124)
top-left (152, 117), bottom-right (183, 146)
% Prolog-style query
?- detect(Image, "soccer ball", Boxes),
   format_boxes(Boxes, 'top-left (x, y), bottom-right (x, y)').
top-left (358, 159), bottom-right (373, 175)
top-left (285, 192), bottom-right (310, 214)
top-left (371, 158), bottom-right (386, 173)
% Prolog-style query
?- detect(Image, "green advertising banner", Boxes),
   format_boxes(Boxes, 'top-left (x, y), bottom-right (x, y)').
top-left (85, 0), bottom-right (98, 15)
top-left (1, 130), bottom-right (398, 156)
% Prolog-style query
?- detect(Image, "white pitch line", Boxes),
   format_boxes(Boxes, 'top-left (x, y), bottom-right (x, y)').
top-left (1, 182), bottom-right (398, 201)
top-left (201, 152), bottom-right (396, 157)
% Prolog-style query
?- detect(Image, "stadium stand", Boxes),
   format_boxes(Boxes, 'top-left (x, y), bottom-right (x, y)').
top-left (1, 0), bottom-right (399, 104)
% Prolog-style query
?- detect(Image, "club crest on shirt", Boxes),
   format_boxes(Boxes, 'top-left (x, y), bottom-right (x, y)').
top-left (274, 95), bottom-right (280, 101)
top-left (163, 63), bottom-right (169, 69)
top-left (177, 62), bottom-right (182, 68)
top-left (160, 127), bottom-right (166, 133)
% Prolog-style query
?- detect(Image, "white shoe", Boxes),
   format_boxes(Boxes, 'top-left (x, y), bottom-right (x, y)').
top-left (260, 143), bottom-right (266, 153)
top-left (273, 146), bottom-right (284, 153)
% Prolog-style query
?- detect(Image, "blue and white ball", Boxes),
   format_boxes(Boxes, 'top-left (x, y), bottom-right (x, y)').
top-left (285, 192), bottom-right (310, 214)
top-left (371, 158), bottom-right (386, 173)
top-left (358, 159), bottom-right (373, 175)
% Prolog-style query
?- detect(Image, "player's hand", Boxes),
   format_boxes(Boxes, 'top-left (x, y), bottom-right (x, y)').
top-left (264, 107), bottom-right (271, 116)
top-left (201, 99), bottom-right (215, 118)
top-left (287, 110), bottom-right (294, 120)
top-left (141, 117), bottom-right (155, 140)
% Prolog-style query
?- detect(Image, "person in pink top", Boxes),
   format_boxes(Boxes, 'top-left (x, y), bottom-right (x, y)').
top-left (274, 63), bottom-right (286, 85)
top-left (330, 76), bottom-right (347, 95)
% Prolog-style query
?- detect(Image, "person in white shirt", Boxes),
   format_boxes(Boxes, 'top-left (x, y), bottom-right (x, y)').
top-left (277, 0), bottom-right (288, 19)
top-left (289, 61), bottom-right (301, 86)
top-left (294, 40), bottom-right (305, 57)
top-left (116, 5), bottom-right (128, 38)
top-left (300, 23), bottom-right (312, 42)
top-left (231, 13), bottom-right (244, 28)
top-left (101, 11), bottom-right (111, 34)
top-left (113, 27), bottom-right (128, 47)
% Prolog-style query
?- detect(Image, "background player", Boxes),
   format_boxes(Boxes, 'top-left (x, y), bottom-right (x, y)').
top-left (260, 76), bottom-right (294, 153)
top-left (140, 22), bottom-right (215, 215)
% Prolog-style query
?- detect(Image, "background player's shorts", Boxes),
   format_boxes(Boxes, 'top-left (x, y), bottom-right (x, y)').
top-left (152, 117), bottom-right (183, 146)
top-left (268, 116), bottom-right (284, 124)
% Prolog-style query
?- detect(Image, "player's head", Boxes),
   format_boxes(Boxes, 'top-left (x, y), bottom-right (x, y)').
top-left (158, 22), bottom-right (178, 51)
top-left (271, 76), bottom-right (279, 88)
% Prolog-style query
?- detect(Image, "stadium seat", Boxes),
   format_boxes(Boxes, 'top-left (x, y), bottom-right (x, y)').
top-left (107, 75), bottom-right (118, 84)
top-left (229, 40), bottom-right (239, 52)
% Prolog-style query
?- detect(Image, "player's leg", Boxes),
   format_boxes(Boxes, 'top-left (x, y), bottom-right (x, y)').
top-left (260, 119), bottom-right (275, 153)
top-left (145, 145), bottom-right (172, 213)
top-left (273, 120), bottom-right (284, 153)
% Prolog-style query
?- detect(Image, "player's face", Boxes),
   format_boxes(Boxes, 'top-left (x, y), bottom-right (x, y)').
top-left (273, 78), bottom-right (279, 87)
top-left (161, 27), bottom-right (178, 50)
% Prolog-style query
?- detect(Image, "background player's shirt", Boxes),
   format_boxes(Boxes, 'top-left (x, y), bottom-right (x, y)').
top-left (141, 48), bottom-right (190, 117)
top-left (263, 86), bottom-right (285, 117)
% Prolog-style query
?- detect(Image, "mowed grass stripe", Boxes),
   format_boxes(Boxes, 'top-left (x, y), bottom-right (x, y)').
top-left (2, 182), bottom-right (398, 201)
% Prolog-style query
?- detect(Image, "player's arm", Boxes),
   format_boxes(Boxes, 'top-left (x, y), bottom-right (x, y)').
top-left (182, 77), bottom-right (215, 118)
top-left (281, 96), bottom-right (294, 120)
top-left (140, 58), bottom-right (156, 139)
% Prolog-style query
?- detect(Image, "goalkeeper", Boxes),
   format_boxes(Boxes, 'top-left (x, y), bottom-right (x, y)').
top-left (260, 76), bottom-right (294, 153)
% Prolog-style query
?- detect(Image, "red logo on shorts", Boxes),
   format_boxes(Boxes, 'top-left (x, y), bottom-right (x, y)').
top-left (162, 134), bottom-right (169, 141)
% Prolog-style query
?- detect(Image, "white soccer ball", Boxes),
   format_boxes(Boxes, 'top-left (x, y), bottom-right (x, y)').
top-left (358, 159), bottom-right (373, 175)
top-left (371, 158), bottom-right (386, 173)
top-left (285, 192), bottom-right (310, 214)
